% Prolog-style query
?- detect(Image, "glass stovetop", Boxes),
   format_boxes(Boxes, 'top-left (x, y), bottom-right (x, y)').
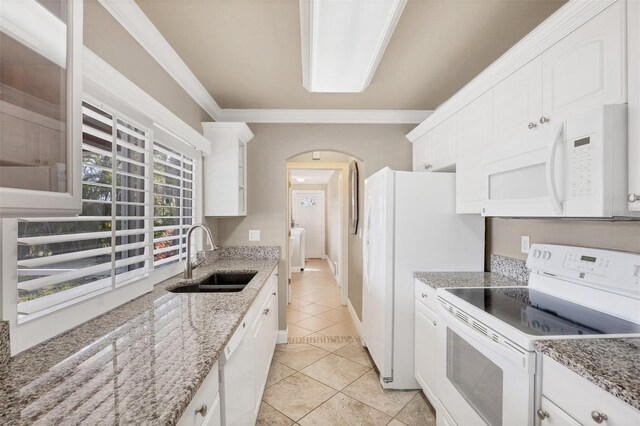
top-left (444, 287), bottom-right (640, 337)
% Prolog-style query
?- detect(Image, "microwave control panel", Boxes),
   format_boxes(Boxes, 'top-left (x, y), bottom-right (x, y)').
top-left (568, 136), bottom-right (594, 200)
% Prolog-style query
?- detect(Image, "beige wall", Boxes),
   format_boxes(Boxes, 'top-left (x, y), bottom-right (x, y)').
top-left (83, 1), bottom-right (213, 132)
top-left (325, 171), bottom-right (341, 272)
top-left (209, 124), bottom-right (413, 328)
top-left (487, 218), bottom-right (640, 268)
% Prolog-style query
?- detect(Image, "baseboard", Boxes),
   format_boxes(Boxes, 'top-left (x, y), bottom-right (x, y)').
top-left (347, 299), bottom-right (363, 342)
top-left (277, 329), bottom-right (288, 344)
top-left (326, 256), bottom-right (336, 276)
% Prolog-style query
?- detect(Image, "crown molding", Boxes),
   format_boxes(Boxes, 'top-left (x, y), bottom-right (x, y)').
top-left (83, 47), bottom-right (212, 155)
top-left (217, 109), bottom-right (432, 124)
top-left (98, 0), bottom-right (223, 120)
top-left (201, 122), bottom-right (254, 143)
top-left (406, 0), bottom-right (618, 142)
top-left (98, 0), bottom-right (430, 125)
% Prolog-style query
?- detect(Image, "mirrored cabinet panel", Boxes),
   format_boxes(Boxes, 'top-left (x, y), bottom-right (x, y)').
top-left (0, 0), bottom-right (82, 216)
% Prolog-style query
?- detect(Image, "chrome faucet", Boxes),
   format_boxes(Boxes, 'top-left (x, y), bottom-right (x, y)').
top-left (184, 223), bottom-right (217, 279)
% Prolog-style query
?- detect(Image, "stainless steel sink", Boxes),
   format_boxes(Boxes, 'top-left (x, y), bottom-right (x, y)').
top-left (169, 272), bottom-right (257, 293)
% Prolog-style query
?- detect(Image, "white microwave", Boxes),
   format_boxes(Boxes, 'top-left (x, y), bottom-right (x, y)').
top-left (482, 104), bottom-right (638, 218)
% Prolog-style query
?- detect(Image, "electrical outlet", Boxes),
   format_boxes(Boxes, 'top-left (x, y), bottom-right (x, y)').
top-left (521, 236), bottom-right (530, 254)
top-left (249, 230), bottom-right (261, 242)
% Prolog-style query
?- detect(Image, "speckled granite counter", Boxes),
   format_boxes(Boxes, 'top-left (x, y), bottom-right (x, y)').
top-left (535, 338), bottom-right (640, 411)
top-left (0, 321), bottom-right (9, 366)
top-left (414, 271), bottom-right (524, 289)
top-left (0, 247), bottom-right (279, 425)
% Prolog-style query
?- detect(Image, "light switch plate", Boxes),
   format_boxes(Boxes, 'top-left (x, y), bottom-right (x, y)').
top-left (521, 236), bottom-right (530, 254)
top-left (249, 230), bottom-right (261, 242)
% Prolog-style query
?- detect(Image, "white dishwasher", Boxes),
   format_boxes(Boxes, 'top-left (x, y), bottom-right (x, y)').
top-left (219, 313), bottom-right (255, 425)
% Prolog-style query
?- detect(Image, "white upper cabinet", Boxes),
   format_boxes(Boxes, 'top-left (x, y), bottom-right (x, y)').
top-left (455, 92), bottom-right (491, 214)
top-left (542, 0), bottom-right (626, 124)
top-left (0, 0), bottom-right (83, 217)
top-left (202, 123), bottom-right (253, 217)
top-left (490, 57), bottom-right (542, 160)
top-left (426, 117), bottom-right (456, 172)
top-left (412, 136), bottom-right (429, 172)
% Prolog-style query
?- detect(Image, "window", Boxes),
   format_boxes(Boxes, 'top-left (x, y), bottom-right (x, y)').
top-left (14, 101), bottom-right (152, 319)
top-left (152, 142), bottom-right (196, 268)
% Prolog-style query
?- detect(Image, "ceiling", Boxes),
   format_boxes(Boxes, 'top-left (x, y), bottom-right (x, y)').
top-left (289, 169), bottom-right (335, 185)
top-left (135, 0), bottom-right (566, 110)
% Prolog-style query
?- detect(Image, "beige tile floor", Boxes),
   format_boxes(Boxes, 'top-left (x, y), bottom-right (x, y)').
top-left (285, 259), bottom-right (359, 338)
top-left (257, 259), bottom-right (436, 425)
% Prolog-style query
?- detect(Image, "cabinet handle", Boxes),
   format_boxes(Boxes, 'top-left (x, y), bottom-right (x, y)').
top-left (628, 193), bottom-right (640, 203)
top-left (35, 159), bottom-right (41, 165)
top-left (424, 164), bottom-right (433, 170)
top-left (272, 292), bottom-right (276, 296)
top-left (195, 404), bottom-right (208, 416)
top-left (263, 308), bottom-right (270, 315)
top-left (537, 409), bottom-right (549, 420)
top-left (528, 122), bottom-right (537, 129)
top-left (539, 116), bottom-right (550, 124)
top-left (421, 293), bottom-right (428, 298)
top-left (591, 411), bottom-right (608, 424)
top-left (432, 320), bottom-right (437, 326)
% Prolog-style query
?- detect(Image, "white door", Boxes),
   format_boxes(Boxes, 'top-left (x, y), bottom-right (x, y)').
top-left (455, 91), bottom-right (491, 214)
top-left (414, 301), bottom-right (438, 402)
top-left (292, 190), bottom-right (325, 258)
top-left (490, 56), bottom-right (543, 160)
top-left (362, 169), bottom-right (394, 380)
top-left (427, 118), bottom-right (456, 171)
top-left (542, 0), bottom-right (625, 125)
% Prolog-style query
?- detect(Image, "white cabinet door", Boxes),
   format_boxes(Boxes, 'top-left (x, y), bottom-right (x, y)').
top-left (0, 0), bottom-right (83, 216)
top-left (629, 0), bottom-right (640, 211)
top-left (414, 300), bottom-right (437, 403)
top-left (490, 57), bottom-right (543, 160)
top-left (542, 0), bottom-right (625, 124)
top-left (412, 136), bottom-right (429, 172)
top-left (428, 118), bottom-right (456, 172)
top-left (202, 123), bottom-right (252, 217)
top-left (455, 92), bottom-right (491, 214)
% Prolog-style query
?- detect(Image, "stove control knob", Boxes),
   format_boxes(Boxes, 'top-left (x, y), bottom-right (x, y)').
top-left (542, 251), bottom-right (552, 260)
top-left (533, 249), bottom-right (542, 259)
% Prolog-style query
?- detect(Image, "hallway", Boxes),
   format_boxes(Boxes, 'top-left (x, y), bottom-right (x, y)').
top-left (255, 260), bottom-right (436, 425)
top-left (286, 259), bottom-right (359, 339)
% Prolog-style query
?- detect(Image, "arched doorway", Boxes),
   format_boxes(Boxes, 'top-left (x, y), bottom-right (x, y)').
top-left (285, 150), bottom-right (361, 338)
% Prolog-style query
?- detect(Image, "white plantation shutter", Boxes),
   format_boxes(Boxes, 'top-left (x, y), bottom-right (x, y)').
top-left (152, 142), bottom-right (196, 268)
top-left (15, 102), bottom-right (153, 318)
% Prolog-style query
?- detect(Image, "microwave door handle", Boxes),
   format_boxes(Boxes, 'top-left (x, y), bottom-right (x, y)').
top-left (546, 123), bottom-right (564, 215)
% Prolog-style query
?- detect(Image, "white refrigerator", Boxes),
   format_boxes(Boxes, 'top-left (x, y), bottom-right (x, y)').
top-left (362, 168), bottom-right (485, 389)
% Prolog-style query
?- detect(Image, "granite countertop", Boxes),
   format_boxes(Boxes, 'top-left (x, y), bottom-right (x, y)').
top-left (414, 271), bottom-right (525, 289)
top-left (535, 338), bottom-right (640, 411)
top-left (0, 247), bottom-right (279, 425)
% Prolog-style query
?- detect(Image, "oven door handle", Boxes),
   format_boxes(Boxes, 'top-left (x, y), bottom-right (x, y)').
top-left (439, 302), bottom-right (532, 372)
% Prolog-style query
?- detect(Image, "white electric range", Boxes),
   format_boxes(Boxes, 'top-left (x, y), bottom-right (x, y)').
top-left (435, 244), bottom-right (640, 426)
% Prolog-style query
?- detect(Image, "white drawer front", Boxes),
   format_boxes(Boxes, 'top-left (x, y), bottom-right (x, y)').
top-left (177, 361), bottom-right (220, 426)
top-left (542, 357), bottom-right (640, 426)
top-left (414, 279), bottom-right (437, 312)
top-left (539, 396), bottom-right (581, 426)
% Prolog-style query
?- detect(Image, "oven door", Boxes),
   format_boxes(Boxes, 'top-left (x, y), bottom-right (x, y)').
top-left (437, 302), bottom-right (535, 426)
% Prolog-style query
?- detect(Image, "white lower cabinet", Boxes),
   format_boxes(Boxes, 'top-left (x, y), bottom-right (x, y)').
top-left (539, 356), bottom-right (640, 426)
top-left (177, 361), bottom-right (221, 426)
top-left (219, 268), bottom-right (279, 426)
top-left (414, 280), bottom-right (439, 409)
